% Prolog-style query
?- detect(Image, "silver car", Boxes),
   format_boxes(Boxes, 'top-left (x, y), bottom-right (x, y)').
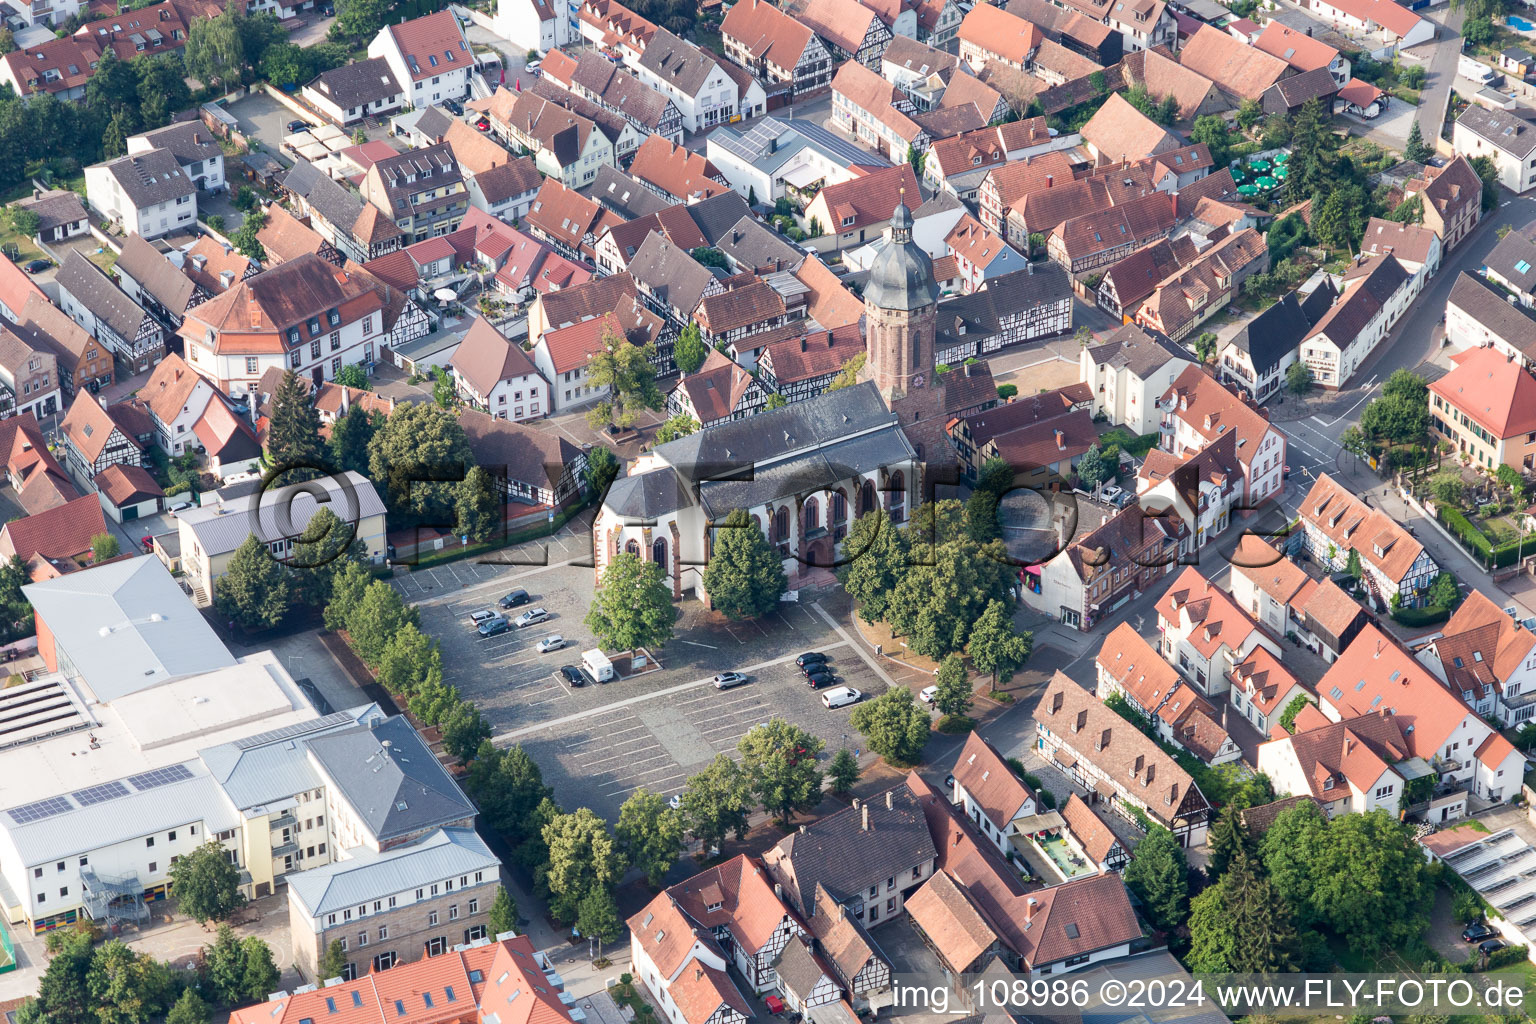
top-left (713, 672), bottom-right (749, 689)
top-left (515, 607), bottom-right (549, 628)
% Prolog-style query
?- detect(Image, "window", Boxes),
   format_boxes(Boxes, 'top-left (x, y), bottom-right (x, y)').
top-left (32, 868), bottom-right (40, 879)
top-left (148, 862), bottom-right (157, 873)
top-left (468, 898), bottom-right (479, 914)
top-left (427, 937), bottom-right (447, 956)
top-left (246, 357), bottom-right (258, 374)
top-left (330, 332), bottom-right (341, 351)
top-left (449, 904), bottom-right (459, 920)
top-left (59, 887), bottom-right (67, 897)
top-left (429, 910), bottom-right (439, 926)
top-left (311, 340), bottom-right (321, 359)
top-left (168, 831), bottom-right (176, 841)
top-left (379, 924), bottom-right (388, 940)
top-left (146, 837), bottom-right (154, 848)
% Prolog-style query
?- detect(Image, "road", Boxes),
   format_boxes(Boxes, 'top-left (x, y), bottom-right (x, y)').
top-left (1416, 4), bottom-right (1465, 149)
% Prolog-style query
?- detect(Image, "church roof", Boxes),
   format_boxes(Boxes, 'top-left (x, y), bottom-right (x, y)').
top-left (863, 202), bottom-right (939, 312)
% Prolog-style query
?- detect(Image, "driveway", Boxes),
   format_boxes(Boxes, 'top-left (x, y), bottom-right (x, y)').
top-left (225, 92), bottom-right (301, 167)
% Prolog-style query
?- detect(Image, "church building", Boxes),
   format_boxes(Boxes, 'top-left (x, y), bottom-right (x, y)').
top-left (591, 200), bottom-right (947, 601)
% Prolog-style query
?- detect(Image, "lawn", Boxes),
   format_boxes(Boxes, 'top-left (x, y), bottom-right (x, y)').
top-left (0, 219), bottom-right (44, 268)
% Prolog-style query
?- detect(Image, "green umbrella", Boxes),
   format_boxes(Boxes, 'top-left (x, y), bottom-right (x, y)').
top-left (1250, 159), bottom-right (1270, 172)
top-left (1238, 184), bottom-right (1260, 195)
top-left (1273, 152), bottom-right (1290, 164)
top-left (1257, 176), bottom-right (1279, 189)
top-left (1275, 165), bottom-right (1289, 179)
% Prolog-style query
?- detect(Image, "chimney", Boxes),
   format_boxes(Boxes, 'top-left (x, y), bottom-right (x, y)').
top-left (861, 805), bottom-right (870, 831)
top-left (1046, 174), bottom-right (1053, 187)
top-left (1025, 897), bottom-right (1039, 923)
top-left (774, 882), bottom-right (783, 900)
top-left (190, 253), bottom-right (207, 272)
top-left (885, 790), bottom-right (893, 810)
top-left (800, 338), bottom-right (807, 351)
top-left (1055, 429), bottom-right (1065, 450)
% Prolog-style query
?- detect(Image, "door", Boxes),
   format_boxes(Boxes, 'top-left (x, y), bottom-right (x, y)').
top-left (123, 505), bottom-right (138, 522)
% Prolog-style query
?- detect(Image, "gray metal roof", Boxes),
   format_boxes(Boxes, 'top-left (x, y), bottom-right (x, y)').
top-left (604, 465), bottom-right (694, 519)
top-left (306, 716), bottom-right (476, 842)
top-left (22, 556), bottom-right (236, 701)
top-left (178, 470), bottom-right (387, 559)
top-left (4, 767), bottom-right (238, 865)
top-left (287, 826), bottom-right (498, 918)
top-left (199, 704), bottom-right (385, 811)
top-left (711, 117), bottom-right (883, 175)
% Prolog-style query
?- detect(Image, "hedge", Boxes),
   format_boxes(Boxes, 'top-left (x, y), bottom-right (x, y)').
top-left (1438, 506), bottom-right (1529, 568)
top-left (1392, 605), bottom-right (1452, 628)
top-left (1483, 944), bottom-right (1529, 970)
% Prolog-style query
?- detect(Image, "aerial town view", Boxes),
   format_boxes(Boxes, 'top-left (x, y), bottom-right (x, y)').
top-left (1, 0), bottom-right (1536, 1017)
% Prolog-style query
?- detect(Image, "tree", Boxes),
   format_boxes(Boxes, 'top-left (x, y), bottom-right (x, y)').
top-left (576, 888), bottom-right (622, 957)
top-left (368, 400), bottom-right (474, 527)
top-left (323, 559), bottom-right (372, 632)
top-left (1286, 360), bottom-right (1312, 395)
top-left (1075, 444), bottom-right (1112, 489)
top-left (840, 509), bottom-right (907, 624)
top-left (1190, 114), bottom-right (1230, 167)
top-left (968, 600), bottom-right (1032, 686)
top-left (585, 445), bottom-right (619, 495)
top-left (239, 937), bottom-right (279, 1004)
top-left (680, 753), bottom-right (755, 850)
top-left (702, 508), bottom-right (787, 620)
top-left (441, 702), bottom-right (492, 764)
top-left (432, 366), bottom-right (457, 409)
top-left (288, 506), bottom-right (365, 607)
top-left (1285, 97), bottom-right (1334, 205)
top-left (1360, 374), bottom-right (1429, 445)
top-left (185, 3), bottom-right (247, 89)
top-left (1345, 547), bottom-right (1362, 580)
top-left (1470, 154), bottom-right (1501, 212)
top-left (738, 718), bottom-right (824, 826)
top-left (230, 211), bottom-right (266, 261)
top-left (1497, 463), bottom-right (1523, 495)
top-left (1186, 883), bottom-right (1237, 971)
top-left (586, 552), bottom-right (674, 651)
top-left (35, 926), bottom-right (94, 1022)
top-left (489, 885), bottom-right (518, 936)
top-left (455, 465), bottom-right (504, 543)
top-left (215, 535), bottom-right (292, 630)
top-left (170, 841), bottom-right (247, 924)
top-left (1207, 806), bottom-right (1250, 879)
top-left (347, 580), bottom-right (419, 667)
top-left (90, 531), bottom-right (120, 563)
top-left (1225, 852), bottom-right (1298, 972)
top-left (828, 747), bottom-right (859, 794)
top-left (826, 352), bottom-right (865, 391)
top-left (166, 989), bottom-right (211, 1024)
top-left (1193, 331), bottom-right (1218, 363)
top-left (1123, 826), bottom-right (1188, 933)
top-left (317, 939), bottom-right (349, 983)
top-left (653, 413), bottom-right (699, 445)
top-left (266, 369), bottom-right (326, 477)
top-left (333, 0), bottom-right (390, 40)
top-left (585, 326), bottom-right (662, 429)
top-left (333, 362), bottom-right (370, 390)
top-left (464, 744), bottom-right (555, 863)
top-left (1259, 799), bottom-right (1328, 923)
top-left (765, 393), bottom-right (787, 409)
top-left (102, 110), bottom-right (131, 158)
top-left (328, 406), bottom-right (381, 476)
top-left (1428, 571), bottom-right (1459, 609)
top-left (1237, 97), bottom-right (1263, 128)
top-left (1430, 472), bottom-right (1463, 506)
top-left (674, 321), bottom-right (707, 375)
top-left (542, 808), bottom-right (626, 922)
top-left (1311, 184), bottom-right (1367, 251)
top-left (850, 686), bottom-right (929, 766)
top-left (932, 654), bottom-right (971, 719)
top-left (617, 789), bottom-right (686, 885)
top-left (87, 939), bottom-right (176, 1024)
top-left (203, 925), bottom-right (248, 1006)
top-left (257, 40), bottom-right (309, 87)
top-left (0, 553), bottom-right (30, 642)
top-left (1404, 119), bottom-right (1432, 163)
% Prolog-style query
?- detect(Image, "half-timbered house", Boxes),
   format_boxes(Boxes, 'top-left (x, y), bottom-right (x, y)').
top-left (58, 390), bottom-right (143, 491)
top-left (932, 264), bottom-right (1073, 365)
top-left (758, 325), bottom-right (864, 404)
top-left (55, 251), bottom-right (165, 374)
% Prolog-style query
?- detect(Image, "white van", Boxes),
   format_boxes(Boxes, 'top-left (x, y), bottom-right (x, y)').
top-left (821, 686), bottom-right (863, 709)
top-left (1460, 55), bottom-right (1496, 84)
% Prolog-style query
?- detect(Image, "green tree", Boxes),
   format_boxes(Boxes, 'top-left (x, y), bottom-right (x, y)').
top-left (185, 2), bottom-right (247, 89)
top-left (965, 488), bottom-right (1000, 543)
top-left (850, 686), bottom-right (930, 767)
top-left (576, 888), bottom-right (622, 956)
top-left (977, 457), bottom-right (1014, 496)
top-left (230, 210), bottom-right (266, 261)
top-left (166, 988), bottom-right (211, 1024)
top-left (257, 40), bottom-right (308, 87)
top-left (323, 558), bottom-right (372, 632)
top-left (1286, 360), bottom-right (1312, 395)
top-left (368, 400), bottom-right (474, 527)
top-left (1312, 184), bottom-right (1367, 251)
top-left (87, 939), bottom-right (176, 1024)
top-left (1207, 806), bottom-right (1250, 879)
top-left (333, 0), bottom-right (390, 40)
top-left (464, 744), bottom-right (554, 863)
top-left (840, 509), bottom-right (907, 624)
top-left (1186, 883), bottom-right (1237, 971)
top-left (1404, 119), bottom-right (1432, 162)
top-left (968, 599), bottom-right (1032, 686)
top-left (1497, 463), bottom-right (1523, 495)
top-left (239, 936), bottom-right (279, 1004)
top-left (702, 508), bottom-right (787, 620)
top-left (586, 551), bottom-right (674, 651)
top-left (287, 505), bottom-right (366, 608)
top-left (1307, 810), bottom-right (1431, 951)
top-left (441, 702), bottom-right (492, 764)
top-left (35, 926), bottom-right (94, 1022)
top-left (1464, 13), bottom-right (1497, 46)
top-left (1428, 571), bottom-right (1459, 609)
top-left (87, 47), bottom-right (139, 114)
top-left (1237, 97), bottom-right (1263, 128)
top-left (333, 362), bottom-right (371, 390)
top-left (1190, 114), bottom-right (1230, 167)
top-left (738, 719), bottom-right (824, 826)
top-left (825, 352), bottom-right (865, 391)
top-left (932, 654), bottom-right (971, 719)
top-left (0, 553), bottom-right (30, 642)
top-left (1285, 97), bottom-right (1333, 205)
top-left (542, 808), bottom-right (626, 922)
top-left (585, 326), bottom-right (662, 429)
top-left (135, 54), bottom-right (192, 128)
top-left (431, 366), bottom-right (457, 409)
top-left (616, 789), bottom-right (686, 885)
top-left (265, 368), bottom-right (326, 476)
top-left (1259, 799), bottom-right (1328, 923)
top-left (1469, 154), bottom-right (1501, 212)
top-left (1346, 547), bottom-right (1362, 580)
top-left (170, 841), bottom-right (247, 924)
top-left (203, 925), bottom-right (247, 1006)
top-left (408, 683), bottom-right (456, 728)
top-left (1431, 472), bottom-right (1464, 506)
top-left (90, 531), bottom-right (120, 562)
top-left (828, 747), bottom-right (859, 794)
top-left (347, 580), bottom-right (419, 667)
top-left (1123, 826), bottom-right (1188, 933)
top-left (1075, 443), bottom-right (1112, 488)
top-left (1225, 852), bottom-right (1298, 972)
top-left (328, 406), bottom-right (382, 476)
top-left (765, 393), bottom-right (787, 409)
top-left (215, 535), bottom-right (292, 630)
top-left (102, 110), bottom-right (131, 158)
top-left (489, 885), bottom-right (518, 936)
top-left (317, 939), bottom-right (349, 983)
top-left (653, 413), bottom-right (699, 444)
top-left (673, 321), bottom-right (708, 375)
top-left (9, 207), bottom-right (38, 239)
top-left (455, 465), bottom-right (504, 543)
top-left (680, 753), bottom-right (755, 850)
top-left (585, 445), bottom-right (620, 494)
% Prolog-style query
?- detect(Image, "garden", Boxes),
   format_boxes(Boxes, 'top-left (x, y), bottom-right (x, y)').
top-left (1427, 461), bottom-right (1536, 571)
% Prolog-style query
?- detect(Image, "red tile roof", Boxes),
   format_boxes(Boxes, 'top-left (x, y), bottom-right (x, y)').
top-left (958, 4), bottom-right (1043, 65)
top-left (810, 163), bottom-right (921, 235)
top-left (3, 36), bottom-right (102, 97)
top-left (952, 732), bottom-right (1035, 832)
top-left (385, 9), bottom-right (471, 83)
top-left (1430, 337), bottom-right (1536, 439)
top-left (721, 0), bottom-right (817, 65)
top-left (1299, 472), bottom-right (1426, 585)
top-left (0, 492), bottom-right (108, 573)
top-left (1253, 20), bottom-right (1341, 73)
top-left (1316, 624), bottom-right (1477, 759)
top-left (1161, 364), bottom-right (1277, 472)
top-left (1157, 566), bottom-right (1267, 660)
top-left (1096, 622), bottom-right (1182, 713)
top-left (93, 463), bottom-right (163, 506)
top-left (629, 135), bottom-right (729, 202)
top-left (1178, 24), bottom-right (1288, 100)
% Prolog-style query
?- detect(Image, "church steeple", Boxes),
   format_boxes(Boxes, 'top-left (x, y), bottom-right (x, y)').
top-left (860, 192), bottom-right (940, 405)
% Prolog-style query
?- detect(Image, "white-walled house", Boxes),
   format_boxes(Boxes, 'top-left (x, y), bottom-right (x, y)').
top-left (499, 0), bottom-right (577, 54)
top-left (449, 316), bottom-right (550, 421)
top-left (1298, 254), bottom-right (1413, 390)
top-left (368, 11), bottom-right (474, 113)
top-left (84, 150), bottom-right (196, 241)
top-left (1417, 591), bottom-right (1536, 726)
top-left (126, 122), bottom-right (226, 193)
top-left (1256, 713), bottom-right (1411, 818)
top-left (948, 732), bottom-right (1036, 863)
top-left (1079, 325), bottom-right (1195, 436)
top-left (629, 29), bottom-right (739, 133)
top-left (1157, 366), bottom-right (1286, 510)
top-left (1156, 566), bottom-right (1281, 699)
top-left (1297, 472), bottom-right (1439, 609)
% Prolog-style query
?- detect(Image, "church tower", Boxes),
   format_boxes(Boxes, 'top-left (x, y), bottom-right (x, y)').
top-left (859, 198), bottom-right (952, 465)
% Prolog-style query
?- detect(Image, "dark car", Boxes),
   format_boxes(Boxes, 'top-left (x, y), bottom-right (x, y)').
top-left (1463, 923), bottom-right (1498, 943)
top-left (478, 616), bottom-right (511, 637)
top-left (286, 119), bottom-right (309, 134)
top-left (796, 652), bottom-right (827, 669)
top-left (801, 661), bottom-right (834, 678)
top-left (560, 665), bottom-right (584, 686)
top-left (806, 669), bottom-right (834, 688)
top-left (23, 259), bottom-right (50, 274)
top-left (1480, 938), bottom-right (1508, 955)
top-left (499, 588), bottom-right (530, 609)
top-left (443, 98), bottom-right (464, 115)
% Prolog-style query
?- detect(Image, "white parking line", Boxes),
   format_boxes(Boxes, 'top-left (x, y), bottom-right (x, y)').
top-left (679, 639), bottom-right (719, 649)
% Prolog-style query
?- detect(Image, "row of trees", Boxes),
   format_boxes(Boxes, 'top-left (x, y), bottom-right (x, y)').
top-left (17, 921), bottom-right (278, 1024)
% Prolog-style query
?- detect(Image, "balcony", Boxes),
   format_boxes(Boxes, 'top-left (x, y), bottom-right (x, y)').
top-left (269, 813), bottom-right (297, 831)
top-left (272, 841), bottom-right (299, 857)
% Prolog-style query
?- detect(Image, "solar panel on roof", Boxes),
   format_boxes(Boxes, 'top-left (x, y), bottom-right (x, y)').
top-left (127, 763), bottom-right (195, 791)
top-left (72, 780), bottom-right (130, 806)
top-left (232, 712), bottom-right (354, 750)
top-left (7, 796), bottom-right (73, 824)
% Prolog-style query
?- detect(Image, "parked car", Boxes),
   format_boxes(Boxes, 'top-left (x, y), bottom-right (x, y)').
top-left (1463, 923), bottom-right (1499, 943)
top-left (668, 793), bottom-right (682, 810)
top-left (468, 609), bottom-right (498, 626)
top-left (23, 259), bottom-right (51, 274)
top-left (474, 116), bottom-right (491, 132)
top-left (286, 119), bottom-right (308, 134)
top-left (805, 669), bottom-right (834, 688)
top-left (526, 60), bottom-right (541, 76)
top-left (139, 535), bottom-right (154, 551)
top-left (515, 608), bottom-right (549, 628)
top-left (1100, 485), bottom-right (1124, 505)
top-left (536, 635), bottom-right (566, 653)
top-left (920, 685), bottom-right (937, 703)
top-left (801, 661), bottom-right (833, 679)
top-left (1480, 938), bottom-right (1508, 955)
top-left (821, 686), bottom-right (862, 709)
top-left (560, 665), bottom-right (583, 685)
top-left (796, 652), bottom-right (827, 669)
top-left (499, 589), bottom-right (531, 609)
top-left (168, 501), bottom-right (194, 513)
top-left (478, 616), bottom-right (511, 637)
top-left (443, 97), bottom-right (464, 115)
top-left (713, 672), bottom-right (749, 689)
